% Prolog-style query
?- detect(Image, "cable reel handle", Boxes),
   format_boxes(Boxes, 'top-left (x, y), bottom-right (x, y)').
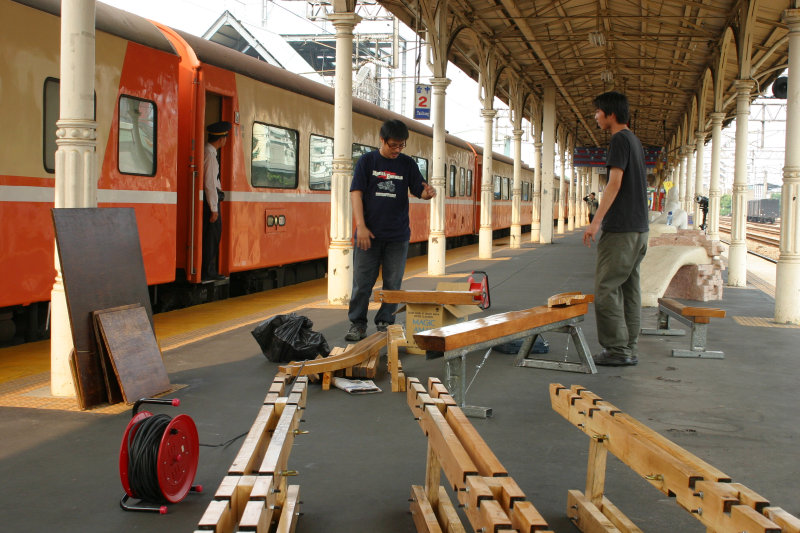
top-left (132, 398), bottom-right (180, 417)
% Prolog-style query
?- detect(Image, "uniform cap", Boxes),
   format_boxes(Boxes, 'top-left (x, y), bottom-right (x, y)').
top-left (207, 121), bottom-right (232, 137)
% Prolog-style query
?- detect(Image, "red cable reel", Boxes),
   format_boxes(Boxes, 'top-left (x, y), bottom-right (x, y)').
top-left (468, 270), bottom-right (490, 310)
top-left (119, 398), bottom-right (202, 513)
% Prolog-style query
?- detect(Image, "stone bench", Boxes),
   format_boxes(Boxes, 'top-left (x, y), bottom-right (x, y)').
top-left (640, 245), bottom-right (712, 307)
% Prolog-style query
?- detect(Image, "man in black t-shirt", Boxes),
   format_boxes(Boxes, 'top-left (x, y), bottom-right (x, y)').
top-left (583, 92), bottom-right (649, 366)
top-left (345, 119), bottom-right (436, 341)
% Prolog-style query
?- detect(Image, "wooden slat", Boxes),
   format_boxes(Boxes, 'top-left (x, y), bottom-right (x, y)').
top-left (420, 405), bottom-right (479, 491)
top-left (238, 499), bottom-right (274, 532)
top-left (445, 407), bottom-right (507, 477)
top-left (763, 507), bottom-right (800, 533)
top-left (599, 496), bottom-right (643, 533)
top-left (197, 499), bottom-right (236, 533)
top-left (410, 485), bottom-right (444, 533)
top-left (510, 500), bottom-right (550, 533)
top-left (658, 298), bottom-right (726, 319)
top-left (229, 405), bottom-right (279, 475)
top-left (567, 490), bottom-right (622, 533)
top-left (414, 303), bottom-right (588, 352)
top-left (547, 292), bottom-right (594, 307)
top-left (259, 404), bottom-right (301, 475)
top-left (435, 485), bottom-right (467, 533)
top-left (388, 325), bottom-right (407, 392)
top-left (275, 485), bottom-right (301, 533)
top-left (483, 477), bottom-right (526, 511)
top-left (374, 289), bottom-right (480, 305)
top-left (213, 475), bottom-right (257, 524)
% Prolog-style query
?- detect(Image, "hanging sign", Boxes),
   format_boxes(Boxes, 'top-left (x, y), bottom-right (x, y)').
top-left (414, 84), bottom-right (431, 120)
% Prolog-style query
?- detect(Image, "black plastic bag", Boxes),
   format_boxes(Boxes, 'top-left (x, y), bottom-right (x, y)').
top-left (251, 313), bottom-right (331, 363)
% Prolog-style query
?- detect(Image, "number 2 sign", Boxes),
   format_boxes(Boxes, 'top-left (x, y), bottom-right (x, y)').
top-left (414, 84), bottom-right (431, 120)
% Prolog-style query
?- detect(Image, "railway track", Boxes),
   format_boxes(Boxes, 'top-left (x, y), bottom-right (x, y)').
top-left (718, 216), bottom-right (779, 262)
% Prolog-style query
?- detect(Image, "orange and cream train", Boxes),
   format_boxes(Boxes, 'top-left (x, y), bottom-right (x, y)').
top-left (0, 0), bottom-right (544, 343)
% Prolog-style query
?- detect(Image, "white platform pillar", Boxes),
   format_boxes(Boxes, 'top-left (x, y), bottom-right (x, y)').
top-left (327, 12), bottom-right (361, 306)
top-left (510, 128), bottom-right (523, 248)
top-left (540, 85), bottom-right (555, 244)
top-left (694, 131), bottom-right (705, 229)
top-left (478, 108), bottom-right (497, 258)
top-left (775, 8), bottom-right (800, 324)
top-left (728, 79), bottom-right (755, 287)
top-left (51, 0), bottom-right (98, 397)
top-left (427, 77), bottom-right (450, 275)
top-left (708, 112), bottom-right (724, 242)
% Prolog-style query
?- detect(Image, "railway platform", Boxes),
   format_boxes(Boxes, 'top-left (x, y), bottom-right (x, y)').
top-left (0, 230), bottom-right (796, 532)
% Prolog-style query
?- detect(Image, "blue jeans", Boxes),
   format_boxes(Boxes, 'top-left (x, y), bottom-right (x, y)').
top-left (348, 239), bottom-right (409, 327)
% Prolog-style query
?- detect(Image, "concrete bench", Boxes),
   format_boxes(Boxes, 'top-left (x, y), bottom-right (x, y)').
top-left (640, 245), bottom-right (712, 307)
top-left (407, 377), bottom-right (553, 533)
top-left (413, 293), bottom-right (596, 417)
top-left (196, 375), bottom-right (306, 533)
top-left (551, 384), bottom-right (800, 533)
top-left (641, 297), bottom-right (726, 358)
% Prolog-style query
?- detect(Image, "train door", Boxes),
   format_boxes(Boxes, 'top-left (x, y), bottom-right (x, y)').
top-left (194, 92), bottom-right (234, 280)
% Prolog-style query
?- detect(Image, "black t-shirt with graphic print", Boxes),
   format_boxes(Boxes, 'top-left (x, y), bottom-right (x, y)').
top-left (350, 150), bottom-right (426, 241)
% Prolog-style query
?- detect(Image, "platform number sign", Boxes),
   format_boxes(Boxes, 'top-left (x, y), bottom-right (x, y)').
top-left (414, 84), bottom-right (431, 120)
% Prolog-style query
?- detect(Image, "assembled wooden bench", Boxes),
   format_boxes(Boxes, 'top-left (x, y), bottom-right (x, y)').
top-left (195, 374), bottom-right (307, 533)
top-left (407, 377), bottom-right (554, 533)
top-left (550, 383), bottom-right (800, 533)
top-left (640, 297), bottom-right (726, 358)
top-left (413, 293), bottom-right (596, 417)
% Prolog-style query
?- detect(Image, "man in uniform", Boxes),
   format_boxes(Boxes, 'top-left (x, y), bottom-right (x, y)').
top-left (203, 121), bottom-right (231, 281)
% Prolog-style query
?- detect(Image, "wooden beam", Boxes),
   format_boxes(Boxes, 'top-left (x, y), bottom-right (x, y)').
top-left (374, 289), bottom-right (480, 305)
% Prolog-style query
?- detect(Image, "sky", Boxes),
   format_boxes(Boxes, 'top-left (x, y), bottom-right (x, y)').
top-left (100, 0), bottom-right (788, 191)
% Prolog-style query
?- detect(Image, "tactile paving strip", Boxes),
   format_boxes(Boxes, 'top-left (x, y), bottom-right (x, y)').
top-left (732, 316), bottom-right (800, 329)
top-left (0, 372), bottom-right (185, 414)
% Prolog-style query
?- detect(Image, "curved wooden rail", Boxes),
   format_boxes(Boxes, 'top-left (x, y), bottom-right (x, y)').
top-left (278, 331), bottom-right (387, 376)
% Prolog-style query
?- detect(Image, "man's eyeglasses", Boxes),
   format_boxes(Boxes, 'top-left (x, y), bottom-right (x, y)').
top-left (385, 141), bottom-right (406, 150)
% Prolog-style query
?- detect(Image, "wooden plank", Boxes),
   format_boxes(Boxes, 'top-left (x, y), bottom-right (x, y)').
top-left (278, 331), bottom-right (387, 376)
top-left (259, 404), bottom-right (301, 476)
top-left (228, 405), bottom-right (279, 475)
top-left (213, 475), bottom-right (257, 525)
top-left (547, 292), bottom-right (594, 307)
top-left (567, 490), bottom-right (622, 533)
top-left (197, 499), bottom-right (236, 533)
top-left (444, 407), bottom-right (507, 477)
top-left (482, 477), bottom-right (526, 511)
top-left (462, 475), bottom-right (494, 512)
top-left (436, 485), bottom-right (467, 533)
top-left (599, 496), bottom-right (642, 533)
top-left (407, 377), bottom-right (434, 421)
top-left (728, 504), bottom-right (781, 532)
top-left (585, 437), bottom-right (608, 506)
top-left (414, 303), bottom-right (588, 352)
top-left (388, 325), bottom-right (406, 392)
top-left (92, 307), bottom-right (129, 404)
top-left (510, 500), bottom-right (550, 533)
top-left (410, 485), bottom-right (444, 533)
top-left (53, 208), bottom-right (153, 409)
top-left (420, 405), bottom-right (479, 491)
top-left (658, 298), bottom-right (726, 319)
top-left (375, 289), bottom-right (480, 306)
top-left (238, 499), bottom-right (274, 532)
top-left (275, 485), bottom-right (301, 533)
top-left (461, 498), bottom-right (513, 532)
top-left (763, 507), bottom-right (800, 533)
top-left (95, 305), bottom-right (171, 404)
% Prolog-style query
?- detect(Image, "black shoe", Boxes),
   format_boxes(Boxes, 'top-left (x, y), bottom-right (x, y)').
top-left (376, 321), bottom-right (392, 332)
top-left (345, 324), bottom-right (367, 341)
top-left (593, 349), bottom-right (638, 366)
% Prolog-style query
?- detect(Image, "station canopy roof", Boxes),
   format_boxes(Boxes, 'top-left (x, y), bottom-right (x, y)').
top-left (377, 0), bottom-right (793, 152)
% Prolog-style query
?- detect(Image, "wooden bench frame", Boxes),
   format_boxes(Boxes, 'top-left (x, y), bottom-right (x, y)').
top-left (195, 375), bottom-right (307, 533)
top-left (641, 297), bottom-right (726, 358)
top-left (407, 377), bottom-right (553, 533)
top-left (551, 383), bottom-right (800, 533)
top-left (413, 296), bottom-right (596, 418)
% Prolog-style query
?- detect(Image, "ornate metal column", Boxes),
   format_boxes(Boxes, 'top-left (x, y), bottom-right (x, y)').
top-left (707, 113), bottom-right (724, 241)
top-left (327, 11), bottom-right (361, 305)
top-left (694, 130), bottom-right (705, 229)
top-left (540, 84), bottom-right (556, 244)
top-left (776, 9), bottom-right (800, 323)
top-left (51, 0), bottom-right (98, 396)
top-left (728, 79), bottom-right (755, 287)
top-left (479, 108), bottom-right (497, 258)
top-left (510, 127), bottom-right (523, 248)
top-left (427, 77), bottom-right (450, 274)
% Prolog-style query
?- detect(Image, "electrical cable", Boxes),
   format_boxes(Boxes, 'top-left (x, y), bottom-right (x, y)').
top-left (126, 414), bottom-right (172, 503)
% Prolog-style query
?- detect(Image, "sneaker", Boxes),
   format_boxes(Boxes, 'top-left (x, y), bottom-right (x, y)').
top-left (345, 324), bottom-right (367, 341)
top-left (376, 321), bottom-right (392, 332)
top-left (593, 349), bottom-right (638, 366)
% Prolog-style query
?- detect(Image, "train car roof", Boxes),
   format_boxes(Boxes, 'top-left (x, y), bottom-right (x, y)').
top-left (12, 0), bottom-right (177, 56)
top-left (177, 30), bottom-right (527, 169)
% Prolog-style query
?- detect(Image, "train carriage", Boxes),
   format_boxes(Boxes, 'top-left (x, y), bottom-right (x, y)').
top-left (0, 0), bottom-right (536, 343)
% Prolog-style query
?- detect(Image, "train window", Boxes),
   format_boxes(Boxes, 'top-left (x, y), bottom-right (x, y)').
top-left (252, 122), bottom-right (298, 188)
top-left (459, 168), bottom-right (465, 196)
top-left (43, 78), bottom-right (96, 173)
top-left (493, 175), bottom-right (501, 200)
top-left (522, 181), bottom-right (530, 201)
top-left (118, 95), bottom-right (157, 176)
top-left (412, 156), bottom-right (428, 180)
top-left (502, 177), bottom-right (510, 200)
top-left (352, 143), bottom-right (376, 167)
top-left (449, 165), bottom-right (456, 197)
top-left (466, 170), bottom-right (473, 196)
top-left (309, 134), bottom-right (333, 190)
